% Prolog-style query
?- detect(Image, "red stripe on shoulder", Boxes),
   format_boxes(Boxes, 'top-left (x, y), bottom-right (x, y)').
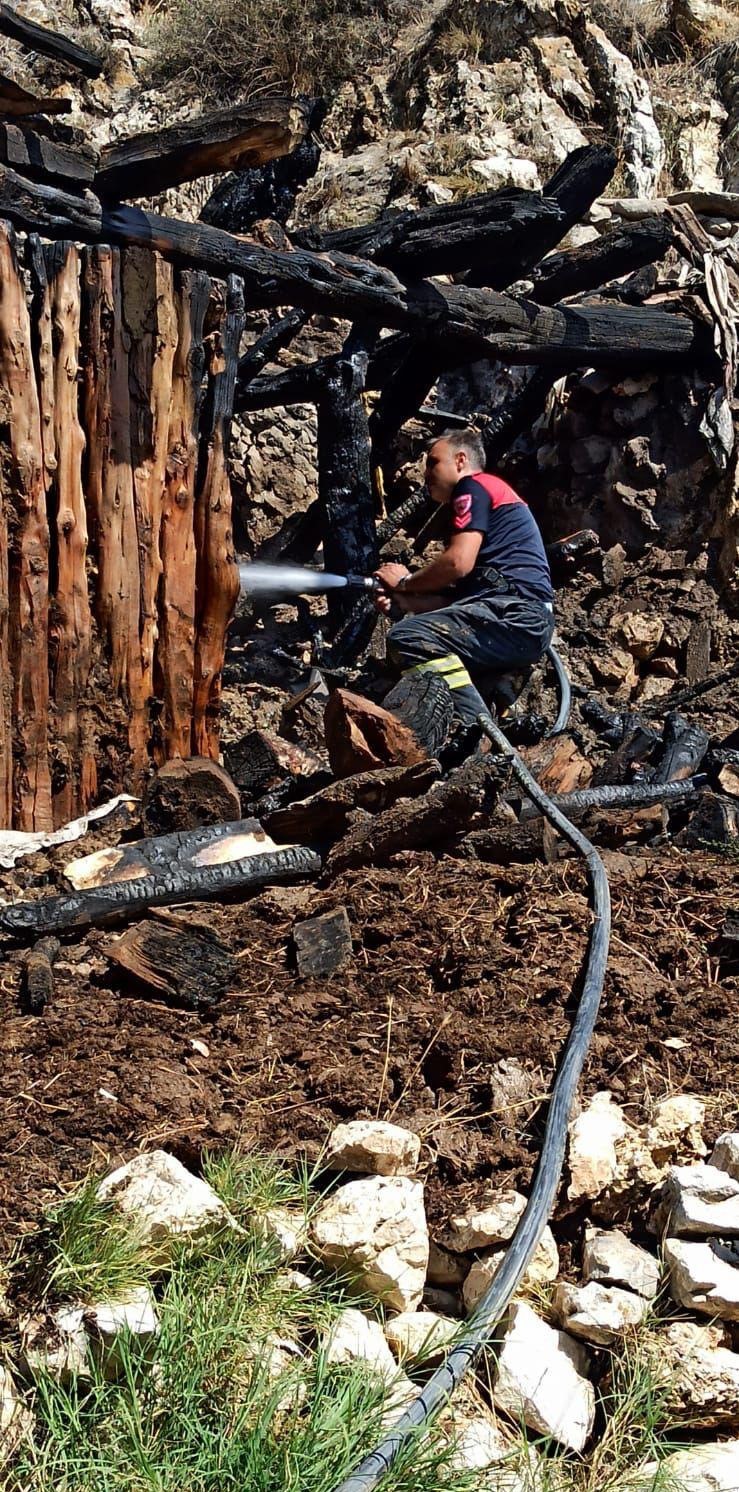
top-left (473, 472), bottom-right (527, 510)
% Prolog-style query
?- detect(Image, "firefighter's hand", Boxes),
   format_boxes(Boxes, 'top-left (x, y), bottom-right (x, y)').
top-left (373, 563), bottom-right (410, 616)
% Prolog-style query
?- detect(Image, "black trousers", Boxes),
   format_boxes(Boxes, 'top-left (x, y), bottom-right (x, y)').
top-left (387, 592), bottom-right (555, 727)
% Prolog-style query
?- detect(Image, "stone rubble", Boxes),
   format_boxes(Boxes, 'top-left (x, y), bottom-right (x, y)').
top-left (309, 1175), bottom-right (429, 1311)
top-left (384, 1309), bottom-right (458, 1366)
top-left (641, 1441), bottom-right (739, 1492)
top-left (649, 1320), bottom-right (739, 1430)
top-left (323, 1120), bottom-right (421, 1177)
top-left (652, 1162), bottom-right (739, 1237)
top-left (663, 1237), bottom-right (739, 1318)
top-left (582, 1227), bottom-right (660, 1298)
top-left (553, 1280), bottom-right (650, 1346)
top-left (97, 1150), bottom-right (236, 1253)
top-left (84, 1287), bottom-right (160, 1377)
top-left (462, 1227), bottom-right (559, 1313)
top-left (322, 1306), bottom-right (400, 1380)
top-left (710, 1131), bottom-right (739, 1179)
top-left (0, 1366), bottom-right (32, 1468)
top-left (438, 1190), bottom-right (527, 1253)
top-left (492, 1301), bottom-right (595, 1452)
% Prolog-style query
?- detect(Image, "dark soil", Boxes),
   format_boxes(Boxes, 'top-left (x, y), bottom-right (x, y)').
top-left (2, 845), bottom-right (738, 1250)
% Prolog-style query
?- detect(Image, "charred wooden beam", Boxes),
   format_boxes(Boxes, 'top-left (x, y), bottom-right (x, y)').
top-left (265, 759), bottom-right (441, 841)
top-left (0, 165), bottom-right (710, 368)
top-left (519, 774), bottom-right (706, 819)
top-left (106, 918), bottom-right (235, 1010)
top-left (237, 308), bottom-right (308, 385)
top-left (480, 366), bottom-right (564, 468)
top-left (0, 844), bottom-right (322, 940)
top-left (95, 96), bottom-right (312, 202)
top-left (530, 217), bottom-right (674, 304)
top-left (0, 3), bottom-right (102, 76)
top-left (0, 72), bottom-right (72, 117)
top-left (22, 936), bottom-right (60, 1014)
top-left (201, 118), bottom-right (325, 232)
top-left (0, 122), bottom-right (97, 186)
top-left (653, 711), bottom-right (710, 783)
top-left (316, 337), bottom-right (378, 628)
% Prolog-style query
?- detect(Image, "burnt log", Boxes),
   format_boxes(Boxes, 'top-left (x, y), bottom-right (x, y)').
top-left (316, 338), bottom-right (378, 628)
top-left (519, 734), bottom-right (592, 795)
top-left (546, 528), bottom-right (601, 577)
top-left (0, 844), bottom-right (322, 940)
top-left (142, 757), bottom-right (242, 835)
top-left (224, 729), bottom-right (325, 800)
top-left (640, 659), bottom-right (739, 718)
top-left (65, 817), bottom-right (277, 890)
top-left (678, 792), bottom-right (739, 849)
top-left (0, 73), bottom-right (72, 117)
top-left (325, 757), bottom-right (500, 875)
top-left (530, 217), bottom-right (674, 305)
top-left (292, 906), bottom-right (352, 978)
top-left (22, 936), bottom-right (59, 1014)
top-left (0, 123), bottom-right (97, 186)
top-left (324, 688), bottom-right (430, 777)
top-left (237, 308), bottom-right (308, 385)
top-left (462, 802), bottom-right (664, 864)
top-left (480, 367), bottom-right (565, 468)
top-left (519, 774), bottom-right (706, 820)
top-left (0, 3), bottom-right (102, 76)
top-left (201, 126), bottom-right (324, 232)
top-left (106, 918), bottom-right (235, 1010)
top-left (95, 97), bottom-right (312, 202)
top-left (653, 711), bottom-right (710, 783)
top-left (264, 759), bottom-right (441, 841)
top-left (591, 718), bottom-right (661, 786)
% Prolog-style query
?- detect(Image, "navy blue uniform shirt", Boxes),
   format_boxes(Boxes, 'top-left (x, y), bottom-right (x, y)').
top-left (448, 471), bottom-right (553, 604)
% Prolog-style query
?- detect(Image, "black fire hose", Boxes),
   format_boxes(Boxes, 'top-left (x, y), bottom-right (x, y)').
top-left (331, 713), bottom-right (611, 1492)
top-left (545, 642), bottom-right (571, 736)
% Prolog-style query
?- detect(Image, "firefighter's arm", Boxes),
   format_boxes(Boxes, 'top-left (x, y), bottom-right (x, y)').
top-left (379, 531), bottom-right (482, 596)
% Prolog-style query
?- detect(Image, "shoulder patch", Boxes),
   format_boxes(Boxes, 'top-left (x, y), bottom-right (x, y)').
top-left (452, 492), bottom-right (473, 529)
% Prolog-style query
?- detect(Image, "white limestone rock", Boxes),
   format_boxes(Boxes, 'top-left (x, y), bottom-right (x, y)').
top-left (663, 1238), bottom-right (739, 1319)
top-left (463, 1228), bottom-right (559, 1314)
top-left (710, 1132), bottom-right (739, 1180)
top-left (322, 1307), bottom-right (398, 1380)
top-left (438, 1191), bottom-right (527, 1254)
top-left (567, 1091), bottom-right (629, 1202)
top-left (492, 1301), bottom-right (595, 1452)
top-left (647, 1095), bottom-right (706, 1164)
top-left (384, 1310), bottom-right (458, 1367)
top-left (554, 1280), bottom-right (649, 1346)
top-left (427, 1239), bottom-right (468, 1289)
top-left (582, 1227), bottom-right (659, 1299)
top-left (310, 1176), bottom-right (428, 1312)
top-left (652, 1163), bottom-right (739, 1237)
top-left (642, 1442), bottom-right (739, 1492)
top-left (651, 1320), bottom-right (739, 1429)
top-left (257, 1207), bottom-right (306, 1264)
top-left (85, 1287), bottom-right (159, 1376)
top-left (324, 1120), bottom-right (421, 1178)
top-left (0, 1366), bottom-right (32, 1467)
top-left (20, 1306), bottom-right (89, 1382)
top-left (97, 1150), bottom-right (235, 1253)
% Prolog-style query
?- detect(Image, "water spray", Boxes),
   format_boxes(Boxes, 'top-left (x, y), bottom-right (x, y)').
top-left (238, 562), bottom-right (380, 598)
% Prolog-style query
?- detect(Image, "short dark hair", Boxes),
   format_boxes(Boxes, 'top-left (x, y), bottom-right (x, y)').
top-left (430, 427), bottom-right (486, 471)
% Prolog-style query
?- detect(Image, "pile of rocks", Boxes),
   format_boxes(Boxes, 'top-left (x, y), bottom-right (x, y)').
top-left (4, 1107), bottom-right (739, 1488)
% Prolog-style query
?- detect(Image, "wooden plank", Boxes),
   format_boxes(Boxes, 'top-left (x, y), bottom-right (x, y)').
top-left (192, 275), bottom-right (244, 758)
top-left (95, 97), bottom-right (311, 201)
top-left (530, 217), bottom-right (674, 304)
top-left (106, 918), bottom-right (236, 1010)
top-left (45, 241), bottom-right (95, 823)
top-left (0, 71), bottom-right (72, 117)
top-left (0, 3), bottom-right (102, 76)
top-left (0, 226), bottom-right (52, 831)
top-left (0, 122), bottom-right (97, 185)
top-left (159, 269), bottom-right (210, 759)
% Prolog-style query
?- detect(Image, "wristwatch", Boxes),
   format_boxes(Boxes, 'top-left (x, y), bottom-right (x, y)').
top-left (396, 575), bottom-right (410, 592)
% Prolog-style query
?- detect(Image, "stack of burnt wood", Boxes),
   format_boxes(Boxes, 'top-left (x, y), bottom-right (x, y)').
top-left (0, 2), bottom-right (737, 854)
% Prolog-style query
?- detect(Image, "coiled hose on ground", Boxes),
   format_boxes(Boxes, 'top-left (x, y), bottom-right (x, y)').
top-left (331, 710), bottom-right (611, 1492)
top-left (546, 643), bottom-right (571, 736)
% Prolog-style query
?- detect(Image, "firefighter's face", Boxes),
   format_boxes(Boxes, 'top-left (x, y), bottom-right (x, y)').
top-left (425, 439), bottom-right (466, 504)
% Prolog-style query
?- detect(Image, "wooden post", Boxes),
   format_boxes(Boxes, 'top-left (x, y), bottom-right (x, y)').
top-left (316, 341), bottom-right (378, 629)
top-left (192, 274), bottom-right (243, 758)
top-left (123, 248), bottom-right (178, 726)
top-left (45, 242), bottom-right (95, 823)
top-left (160, 269), bottom-right (210, 760)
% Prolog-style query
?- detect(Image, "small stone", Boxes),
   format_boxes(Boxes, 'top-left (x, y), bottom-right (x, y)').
top-left (583, 1227), bottom-right (659, 1299)
top-left (463, 1228), bottom-right (559, 1314)
top-left (567, 1091), bottom-right (629, 1201)
top-left (384, 1310), bottom-right (458, 1366)
top-left (602, 544), bottom-right (627, 589)
top-left (0, 1365), bottom-right (32, 1465)
top-left (554, 1280), bottom-right (649, 1346)
top-left (664, 1238), bottom-right (739, 1319)
top-left (438, 1191), bottom-right (527, 1253)
top-left (427, 1239), bottom-right (468, 1289)
top-left (646, 1441), bottom-right (739, 1492)
top-left (653, 1163), bottom-right (739, 1237)
top-left (322, 1307), bottom-right (398, 1380)
top-left (85, 1287), bottom-right (159, 1376)
top-left (710, 1133), bottom-right (739, 1180)
top-left (615, 612), bottom-right (665, 660)
top-left (20, 1306), bottom-right (89, 1381)
top-left (493, 1301), bottom-right (595, 1452)
top-left (647, 1095), bottom-right (706, 1164)
top-left (324, 1120), bottom-right (421, 1178)
top-left (97, 1150), bottom-right (236, 1255)
top-left (257, 1206), bottom-right (305, 1264)
top-left (310, 1176), bottom-right (429, 1312)
top-left (652, 1320), bottom-right (739, 1429)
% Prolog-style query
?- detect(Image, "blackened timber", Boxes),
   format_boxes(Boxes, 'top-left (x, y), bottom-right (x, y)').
top-left (0, 123), bottom-right (97, 186)
top-left (0, 2), bottom-right (102, 75)
top-left (0, 72), bottom-right (72, 117)
top-left (369, 339), bottom-right (445, 461)
top-left (95, 97), bottom-right (312, 202)
top-left (316, 344), bottom-right (378, 629)
top-left (237, 308), bottom-right (308, 385)
top-left (480, 367), bottom-right (563, 467)
top-left (0, 170), bottom-right (708, 368)
top-left (530, 217), bottom-right (674, 304)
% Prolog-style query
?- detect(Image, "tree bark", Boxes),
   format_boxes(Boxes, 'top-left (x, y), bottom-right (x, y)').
top-left (81, 245), bottom-right (148, 785)
top-left (160, 269), bottom-right (210, 759)
top-left (0, 227), bottom-right (52, 830)
top-left (192, 275), bottom-right (243, 757)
